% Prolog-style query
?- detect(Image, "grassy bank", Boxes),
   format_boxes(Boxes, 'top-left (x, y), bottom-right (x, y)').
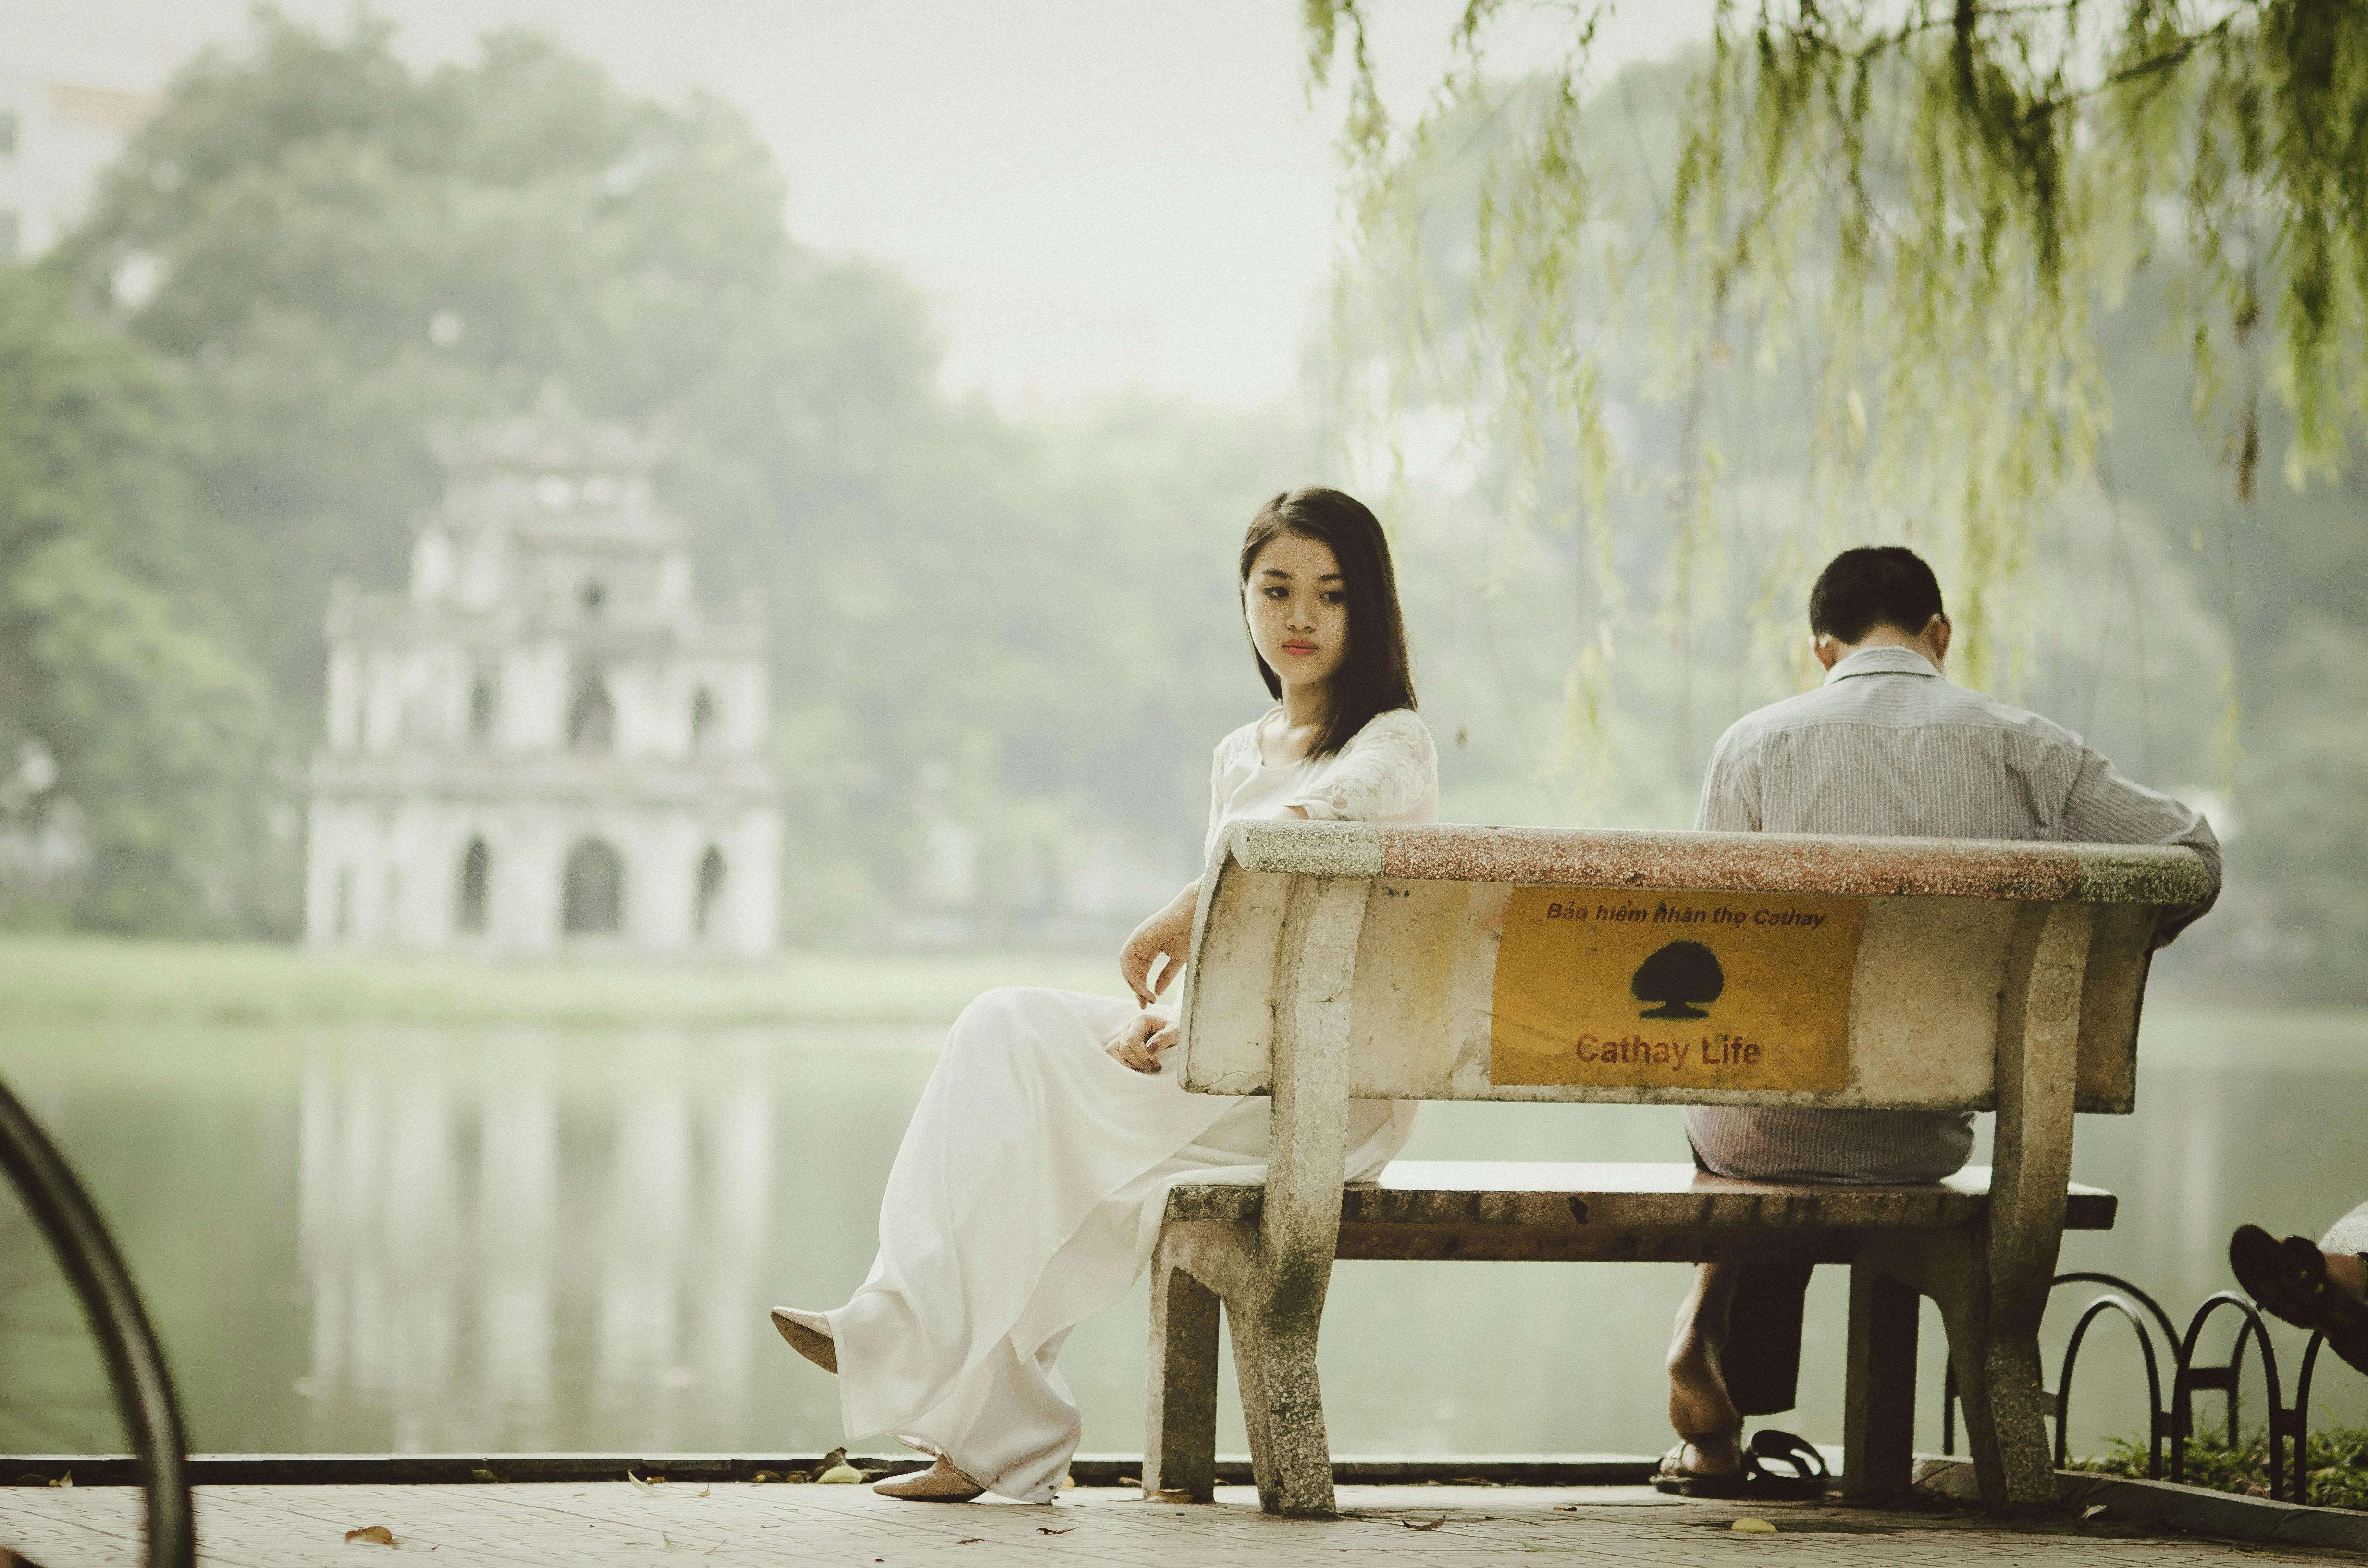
top-left (0, 933), bottom-right (1128, 1029)
top-left (2078, 1425), bottom-right (2368, 1512)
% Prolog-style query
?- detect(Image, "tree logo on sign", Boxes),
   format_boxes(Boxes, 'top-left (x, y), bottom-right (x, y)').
top-left (1632, 941), bottom-right (1724, 1020)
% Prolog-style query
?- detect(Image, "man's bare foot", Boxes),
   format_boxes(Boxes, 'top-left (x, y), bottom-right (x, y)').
top-left (1666, 1263), bottom-right (1743, 1476)
top-left (873, 1457), bottom-right (985, 1502)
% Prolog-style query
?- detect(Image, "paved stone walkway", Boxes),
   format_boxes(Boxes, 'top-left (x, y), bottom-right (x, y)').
top-left (1, 1482), bottom-right (2351, 1566)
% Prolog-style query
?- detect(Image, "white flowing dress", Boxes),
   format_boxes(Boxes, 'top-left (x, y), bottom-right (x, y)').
top-left (814, 707), bottom-right (1439, 1501)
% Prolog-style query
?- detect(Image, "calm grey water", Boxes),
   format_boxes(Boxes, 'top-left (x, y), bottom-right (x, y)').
top-left (0, 1002), bottom-right (2359, 1462)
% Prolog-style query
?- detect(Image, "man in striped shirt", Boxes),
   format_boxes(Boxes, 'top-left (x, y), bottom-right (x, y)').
top-left (1661, 546), bottom-right (2222, 1491)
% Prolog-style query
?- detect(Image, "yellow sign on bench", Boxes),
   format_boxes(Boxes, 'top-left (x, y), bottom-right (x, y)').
top-left (1489, 887), bottom-right (1869, 1091)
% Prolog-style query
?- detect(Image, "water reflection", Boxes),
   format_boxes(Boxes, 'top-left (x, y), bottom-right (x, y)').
top-left (283, 1036), bottom-right (803, 1453)
top-left (0, 1007), bottom-right (2361, 1460)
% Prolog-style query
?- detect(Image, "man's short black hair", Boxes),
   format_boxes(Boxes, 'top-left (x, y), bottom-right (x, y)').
top-left (1808, 546), bottom-right (1946, 643)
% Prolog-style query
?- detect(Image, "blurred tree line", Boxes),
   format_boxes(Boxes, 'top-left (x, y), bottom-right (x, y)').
top-left (0, 14), bottom-right (2358, 998)
top-left (3, 15), bottom-right (1300, 942)
top-left (1318, 52), bottom-right (2368, 1001)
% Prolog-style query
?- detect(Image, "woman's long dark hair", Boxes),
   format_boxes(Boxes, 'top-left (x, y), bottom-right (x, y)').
top-left (1238, 487), bottom-right (1416, 759)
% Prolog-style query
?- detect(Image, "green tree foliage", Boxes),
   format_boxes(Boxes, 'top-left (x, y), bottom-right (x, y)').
top-left (0, 267), bottom-right (274, 931)
top-left (46, 15), bottom-right (1309, 939)
top-left (50, 16), bottom-right (880, 707)
top-left (1304, 0), bottom-right (2365, 665)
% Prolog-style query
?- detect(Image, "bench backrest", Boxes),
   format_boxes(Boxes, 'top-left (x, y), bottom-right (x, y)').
top-left (1178, 821), bottom-right (2209, 1115)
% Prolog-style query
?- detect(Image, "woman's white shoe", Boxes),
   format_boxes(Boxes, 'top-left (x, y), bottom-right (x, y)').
top-left (872, 1457), bottom-right (986, 1503)
top-left (769, 1307), bottom-right (837, 1374)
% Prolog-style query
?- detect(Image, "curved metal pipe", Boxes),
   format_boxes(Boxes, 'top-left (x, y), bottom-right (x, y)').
top-left (2056, 1295), bottom-right (2167, 1476)
top-left (0, 1080), bottom-right (194, 1568)
top-left (2055, 1271), bottom-right (2182, 1354)
top-left (2288, 1331), bottom-right (2329, 1507)
top-left (2175, 1292), bottom-right (2285, 1497)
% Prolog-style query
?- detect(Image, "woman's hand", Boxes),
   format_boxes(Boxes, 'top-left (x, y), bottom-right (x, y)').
top-left (1105, 1011), bottom-right (1177, 1073)
top-left (1119, 879), bottom-right (1201, 1006)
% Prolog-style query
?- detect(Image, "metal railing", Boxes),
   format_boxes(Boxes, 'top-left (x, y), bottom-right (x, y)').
top-left (1942, 1271), bottom-right (2338, 1506)
top-left (0, 1079), bottom-right (193, 1568)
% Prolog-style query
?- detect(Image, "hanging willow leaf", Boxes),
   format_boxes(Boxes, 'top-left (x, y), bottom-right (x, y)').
top-left (1307, 0), bottom-right (2364, 741)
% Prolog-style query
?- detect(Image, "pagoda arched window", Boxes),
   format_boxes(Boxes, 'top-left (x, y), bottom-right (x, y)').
top-left (568, 679), bottom-right (615, 753)
top-left (694, 845), bottom-right (726, 938)
top-left (563, 838), bottom-right (624, 933)
top-left (457, 837), bottom-right (490, 932)
top-left (469, 677), bottom-right (496, 745)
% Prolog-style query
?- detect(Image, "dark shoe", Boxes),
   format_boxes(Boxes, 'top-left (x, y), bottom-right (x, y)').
top-left (1739, 1429), bottom-right (1830, 1500)
top-left (2230, 1225), bottom-right (2368, 1375)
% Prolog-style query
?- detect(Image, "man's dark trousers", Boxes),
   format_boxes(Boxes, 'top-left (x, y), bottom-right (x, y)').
top-left (1720, 1261), bottom-right (1818, 1416)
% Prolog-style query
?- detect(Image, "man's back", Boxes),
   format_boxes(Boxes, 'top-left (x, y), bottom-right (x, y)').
top-left (1687, 644), bottom-right (2221, 1183)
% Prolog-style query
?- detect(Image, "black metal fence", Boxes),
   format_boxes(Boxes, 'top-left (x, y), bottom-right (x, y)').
top-left (1942, 1272), bottom-right (2341, 1505)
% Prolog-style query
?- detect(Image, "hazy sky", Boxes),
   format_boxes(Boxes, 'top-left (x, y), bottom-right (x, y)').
top-left (8, 1), bottom-right (1713, 409)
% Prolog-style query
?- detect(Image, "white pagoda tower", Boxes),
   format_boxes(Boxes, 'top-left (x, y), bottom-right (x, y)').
top-left (303, 390), bottom-right (781, 956)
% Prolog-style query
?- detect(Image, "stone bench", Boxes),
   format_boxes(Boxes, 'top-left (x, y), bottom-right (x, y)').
top-left (1144, 821), bottom-right (2211, 1517)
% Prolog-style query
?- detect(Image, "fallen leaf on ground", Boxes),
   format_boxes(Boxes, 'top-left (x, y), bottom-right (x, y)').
top-left (957, 1539), bottom-right (983, 1546)
top-left (1730, 1517), bottom-right (1777, 1534)
top-left (1115, 1475), bottom-right (1140, 1487)
top-left (470, 1469), bottom-right (507, 1484)
top-left (1036, 1526), bottom-right (1073, 1535)
top-left (49, 1474), bottom-right (71, 1488)
top-left (749, 1471), bottom-right (780, 1484)
top-left (815, 1465), bottom-right (864, 1484)
top-left (2082, 1503), bottom-right (2107, 1519)
top-left (344, 1526), bottom-right (396, 1546)
top-left (660, 1532), bottom-right (718, 1555)
top-left (627, 1470), bottom-right (666, 1490)
top-left (1153, 1488), bottom-right (1194, 1503)
top-left (697, 1484), bottom-right (712, 1498)
top-left (1400, 1518), bottom-right (1446, 1532)
top-left (1060, 1473), bottom-right (1075, 1489)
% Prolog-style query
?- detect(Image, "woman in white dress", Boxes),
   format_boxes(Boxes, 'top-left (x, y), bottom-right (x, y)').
top-left (770, 487), bottom-right (1439, 1503)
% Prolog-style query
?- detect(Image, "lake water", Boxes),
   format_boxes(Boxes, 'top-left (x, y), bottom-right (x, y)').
top-left (0, 1001), bottom-right (2359, 1463)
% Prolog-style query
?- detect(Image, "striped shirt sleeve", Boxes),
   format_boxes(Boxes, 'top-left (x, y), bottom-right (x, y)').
top-left (2057, 741), bottom-right (2224, 940)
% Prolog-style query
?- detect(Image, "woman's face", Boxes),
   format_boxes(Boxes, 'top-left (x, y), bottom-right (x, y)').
top-left (1243, 531), bottom-right (1349, 691)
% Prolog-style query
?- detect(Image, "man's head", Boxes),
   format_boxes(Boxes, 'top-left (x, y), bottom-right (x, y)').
top-left (1807, 546), bottom-right (1951, 671)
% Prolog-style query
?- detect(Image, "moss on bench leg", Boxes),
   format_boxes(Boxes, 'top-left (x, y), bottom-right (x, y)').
top-left (1227, 1294), bottom-right (1334, 1516)
top-left (1934, 1257), bottom-right (2062, 1514)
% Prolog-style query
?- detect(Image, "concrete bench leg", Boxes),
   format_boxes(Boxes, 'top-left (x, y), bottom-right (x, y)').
top-left (1928, 899), bottom-right (2091, 1513)
top-left (1928, 1248), bottom-right (2058, 1513)
top-left (1225, 1291), bottom-right (1333, 1516)
top-left (1143, 1250), bottom-right (1220, 1503)
top-left (1843, 1262), bottom-right (1920, 1504)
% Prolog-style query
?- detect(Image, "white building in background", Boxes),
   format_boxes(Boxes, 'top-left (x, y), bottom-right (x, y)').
top-left (0, 78), bottom-right (156, 261)
top-left (304, 389), bottom-right (781, 956)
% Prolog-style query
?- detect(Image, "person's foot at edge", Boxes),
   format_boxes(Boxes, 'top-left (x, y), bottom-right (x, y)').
top-left (873, 1457), bottom-right (986, 1503)
top-left (769, 1306), bottom-right (836, 1374)
top-left (1664, 1312), bottom-right (1744, 1481)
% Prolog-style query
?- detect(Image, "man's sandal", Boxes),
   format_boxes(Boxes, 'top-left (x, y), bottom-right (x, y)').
top-left (2230, 1225), bottom-right (2368, 1375)
top-left (1652, 1440), bottom-right (1745, 1498)
top-left (1739, 1429), bottom-right (1830, 1500)
top-left (1652, 1430), bottom-right (1829, 1501)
